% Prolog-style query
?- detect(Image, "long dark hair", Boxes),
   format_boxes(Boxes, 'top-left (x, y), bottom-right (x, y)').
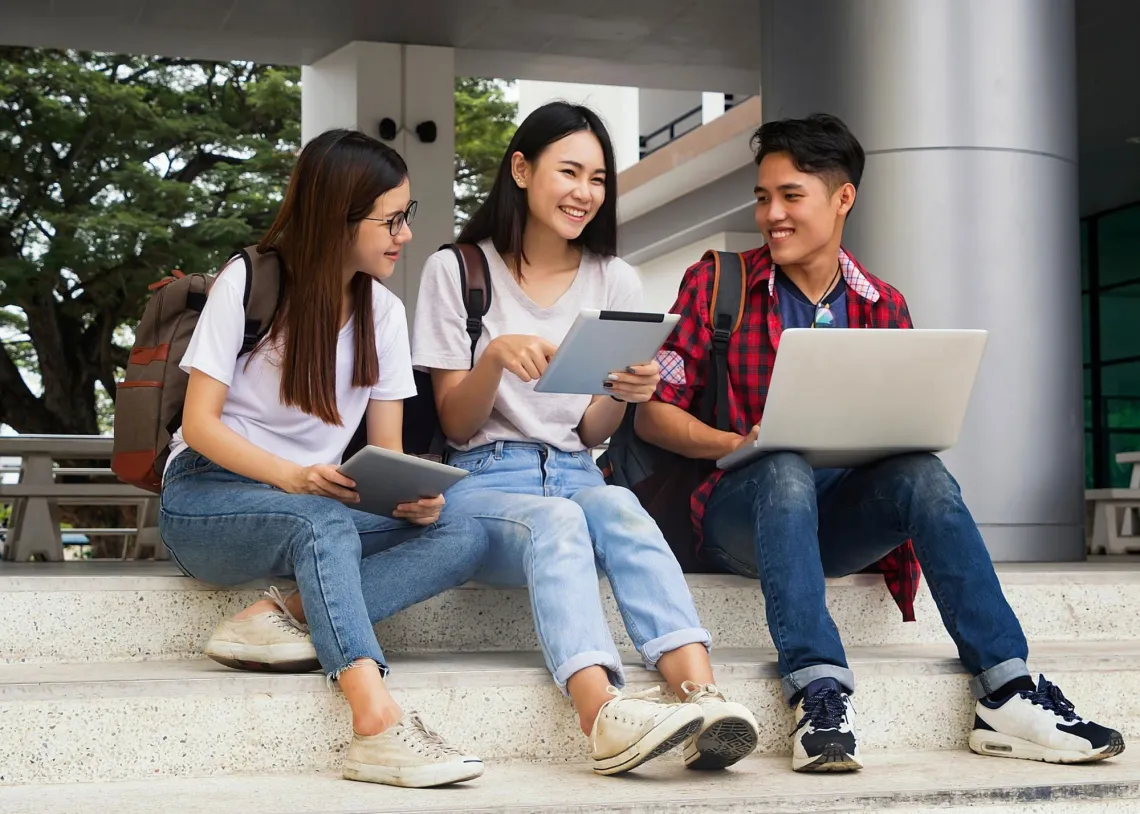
top-left (258, 129), bottom-right (408, 425)
top-left (458, 101), bottom-right (618, 277)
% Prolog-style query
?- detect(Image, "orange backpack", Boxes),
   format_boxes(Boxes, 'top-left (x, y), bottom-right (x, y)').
top-left (111, 246), bottom-right (281, 492)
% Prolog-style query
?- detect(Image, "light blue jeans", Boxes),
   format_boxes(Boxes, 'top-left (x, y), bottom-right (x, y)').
top-left (159, 450), bottom-right (489, 679)
top-left (442, 441), bottom-right (711, 693)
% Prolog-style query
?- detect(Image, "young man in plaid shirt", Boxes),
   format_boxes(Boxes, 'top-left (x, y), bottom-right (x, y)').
top-left (636, 114), bottom-right (1123, 773)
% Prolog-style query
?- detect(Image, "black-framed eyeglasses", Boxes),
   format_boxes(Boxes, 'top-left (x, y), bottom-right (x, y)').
top-left (362, 200), bottom-right (417, 236)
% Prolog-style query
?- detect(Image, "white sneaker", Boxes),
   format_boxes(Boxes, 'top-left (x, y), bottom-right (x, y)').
top-left (792, 686), bottom-right (862, 772)
top-left (590, 686), bottom-right (705, 776)
top-left (970, 675), bottom-right (1125, 764)
top-left (342, 711), bottom-right (484, 788)
top-left (204, 586), bottom-right (320, 672)
top-left (680, 681), bottom-right (760, 770)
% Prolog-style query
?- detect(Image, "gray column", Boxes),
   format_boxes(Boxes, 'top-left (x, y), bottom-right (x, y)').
top-left (759, 0), bottom-right (1083, 561)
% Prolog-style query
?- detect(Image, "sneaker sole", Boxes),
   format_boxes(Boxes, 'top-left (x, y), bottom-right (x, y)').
top-left (204, 640), bottom-right (320, 673)
top-left (684, 715), bottom-right (760, 770)
top-left (969, 729), bottom-right (1126, 764)
top-left (343, 758), bottom-right (485, 788)
top-left (793, 743), bottom-right (863, 773)
top-left (592, 707), bottom-right (705, 776)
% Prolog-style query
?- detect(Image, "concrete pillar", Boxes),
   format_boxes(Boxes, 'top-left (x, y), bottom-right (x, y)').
top-left (301, 42), bottom-right (456, 317)
top-left (759, 0), bottom-right (1082, 561)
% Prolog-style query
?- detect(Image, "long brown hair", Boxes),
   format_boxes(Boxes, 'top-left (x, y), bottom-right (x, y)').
top-left (258, 129), bottom-right (408, 425)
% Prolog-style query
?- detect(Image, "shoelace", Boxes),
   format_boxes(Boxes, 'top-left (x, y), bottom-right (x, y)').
top-left (1023, 678), bottom-right (1080, 723)
top-left (265, 586), bottom-right (310, 637)
top-left (794, 688), bottom-right (848, 733)
top-left (683, 682), bottom-right (725, 705)
top-left (403, 711), bottom-right (461, 756)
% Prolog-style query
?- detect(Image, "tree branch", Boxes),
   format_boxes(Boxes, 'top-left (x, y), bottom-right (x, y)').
top-left (0, 341), bottom-right (42, 432)
top-left (173, 151), bottom-right (246, 184)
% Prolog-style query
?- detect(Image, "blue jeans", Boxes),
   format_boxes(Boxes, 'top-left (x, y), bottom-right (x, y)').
top-left (702, 451), bottom-right (1030, 705)
top-left (159, 450), bottom-right (489, 679)
top-left (443, 441), bottom-right (711, 693)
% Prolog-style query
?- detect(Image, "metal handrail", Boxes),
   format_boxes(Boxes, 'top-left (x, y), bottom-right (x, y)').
top-left (638, 94), bottom-right (755, 159)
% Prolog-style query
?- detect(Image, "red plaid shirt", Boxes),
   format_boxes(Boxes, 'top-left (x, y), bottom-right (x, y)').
top-left (653, 244), bottom-right (922, 622)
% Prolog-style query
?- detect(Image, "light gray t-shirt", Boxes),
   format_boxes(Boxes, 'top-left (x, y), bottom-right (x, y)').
top-left (411, 239), bottom-right (642, 452)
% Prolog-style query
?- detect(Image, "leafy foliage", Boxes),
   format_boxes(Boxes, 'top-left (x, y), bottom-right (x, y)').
top-left (0, 47), bottom-right (300, 434)
top-left (454, 77), bottom-right (517, 230)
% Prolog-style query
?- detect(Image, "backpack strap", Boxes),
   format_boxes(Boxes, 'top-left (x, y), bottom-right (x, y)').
top-left (442, 243), bottom-right (492, 368)
top-left (235, 245), bottom-right (284, 355)
top-left (699, 250), bottom-right (747, 432)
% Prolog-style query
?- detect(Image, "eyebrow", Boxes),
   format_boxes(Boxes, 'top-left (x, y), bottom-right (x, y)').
top-left (560, 160), bottom-right (606, 174)
top-left (754, 182), bottom-right (807, 195)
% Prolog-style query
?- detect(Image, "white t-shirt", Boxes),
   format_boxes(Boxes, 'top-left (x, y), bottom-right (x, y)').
top-left (411, 239), bottom-right (642, 452)
top-left (167, 259), bottom-right (417, 472)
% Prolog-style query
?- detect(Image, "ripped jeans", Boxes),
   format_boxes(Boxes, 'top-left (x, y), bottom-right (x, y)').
top-left (159, 450), bottom-right (489, 679)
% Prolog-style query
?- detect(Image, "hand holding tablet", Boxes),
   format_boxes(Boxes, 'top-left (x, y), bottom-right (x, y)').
top-left (531, 309), bottom-right (680, 396)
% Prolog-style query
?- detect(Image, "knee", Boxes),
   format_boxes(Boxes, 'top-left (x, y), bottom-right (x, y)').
top-left (289, 496), bottom-right (360, 555)
top-left (431, 515), bottom-right (490, 571)
top-left (889, 453), bottom-right (963, 509)
top-left (743, 452), bottom-right (815, 507)
top-left (526, 498), bottom-right (591, 555)
top-left (574, 484), bottom-right (639, 517)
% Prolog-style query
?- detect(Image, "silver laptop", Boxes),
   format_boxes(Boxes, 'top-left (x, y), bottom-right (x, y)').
top-left (716, 328), bottom-right (988, 471)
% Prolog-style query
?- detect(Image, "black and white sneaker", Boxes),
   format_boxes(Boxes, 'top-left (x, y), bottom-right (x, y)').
top-left (792, 686), bottom-right (862, 772)
top-left (971, 675), bottom-right (1125, 764)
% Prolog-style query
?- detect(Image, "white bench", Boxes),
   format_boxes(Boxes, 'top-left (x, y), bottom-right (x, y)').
top-left (1086, 452), bottom-right (1140, 555)
top-left (0, 435), bottom-right (163, 562)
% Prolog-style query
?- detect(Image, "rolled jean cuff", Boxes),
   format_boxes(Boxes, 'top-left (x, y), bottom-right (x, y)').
top-left (553, 650), bottom-right (625, 695)
top-left (640, 627), bottom-right (712, 670)
top-left (782, 664), bottom-right (856, 706)
top-left (970, 658), bottom-right (1031, 700)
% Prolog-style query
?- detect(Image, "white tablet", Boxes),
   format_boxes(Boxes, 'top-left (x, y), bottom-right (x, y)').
top-left (533, 309), bottom-right (681, 396)
top-left (337, 446), bottom-right (468, 517)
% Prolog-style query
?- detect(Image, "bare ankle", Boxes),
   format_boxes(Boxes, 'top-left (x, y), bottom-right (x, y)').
top-left (233, 599), bottom-right (277, 621)
top-left (354, 704), bottom-right (403, 737)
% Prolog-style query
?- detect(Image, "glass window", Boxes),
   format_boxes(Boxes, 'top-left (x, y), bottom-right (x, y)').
top-left (1099, 282), bottom-right (1140, 362)
top-left (1086, 431), bottom-right (1095, 489)
top-left (1097, 205), bottom-right (1140, 288)
top-left (1107, 433), bottom-right (1140, 489)
top-left (1081, 219), bottom-right (1090, 292)
top-left (1082, 293), bottom-right (1091, 365)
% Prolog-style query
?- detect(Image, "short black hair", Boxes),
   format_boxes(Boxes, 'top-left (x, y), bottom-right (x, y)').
top-left (459, 101), bottom-right (618, 274)
top-left (750, 113), bottom-right (865, 191)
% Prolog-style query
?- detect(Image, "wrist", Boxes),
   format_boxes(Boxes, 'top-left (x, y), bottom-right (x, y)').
top-left (276, 462), bottom-right (303, 492)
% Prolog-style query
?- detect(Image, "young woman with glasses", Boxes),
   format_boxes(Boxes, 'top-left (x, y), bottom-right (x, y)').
top-left (411, 103), bottom-right (760, 777)
top-left (159, 129), bottom-right (488, 788)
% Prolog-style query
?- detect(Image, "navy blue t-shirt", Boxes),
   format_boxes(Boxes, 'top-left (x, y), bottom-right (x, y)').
top-left (775, 268), bottom-right (849, 329)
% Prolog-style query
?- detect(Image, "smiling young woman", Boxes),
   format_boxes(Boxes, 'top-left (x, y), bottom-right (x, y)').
top-left (411, 102), bottom-right (760, 778)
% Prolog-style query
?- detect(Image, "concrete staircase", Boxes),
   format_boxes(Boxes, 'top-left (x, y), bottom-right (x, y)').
top-left (1, 560), bottom-right (1138, 812)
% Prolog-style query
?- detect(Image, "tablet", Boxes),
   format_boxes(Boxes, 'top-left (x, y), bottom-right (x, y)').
top-left (337, 446), bottom-right (469, 517)
top-left (533, 309), bottom-right (681, 395)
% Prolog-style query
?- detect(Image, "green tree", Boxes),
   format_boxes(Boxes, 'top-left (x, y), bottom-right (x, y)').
top-left (0, 51), bottom-right (516, 437)
top-left (0, 47), bottom-right (300, 435)
top-left (454, 77), bottom-right (517, 230)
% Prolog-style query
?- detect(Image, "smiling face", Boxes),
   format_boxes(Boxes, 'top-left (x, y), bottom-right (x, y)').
top-left (754, 152), bottom-right (855, 268)
top-left (512, 130), bottom-right (607, 242)
top-left (349, 178), bottom-right (413, 281)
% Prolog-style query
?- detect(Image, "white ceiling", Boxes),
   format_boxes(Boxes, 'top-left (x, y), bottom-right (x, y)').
top-left (0, 0), bottom-right (1136, 214)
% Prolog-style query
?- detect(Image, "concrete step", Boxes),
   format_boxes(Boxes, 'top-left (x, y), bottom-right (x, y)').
top-left (0, 642), bottom-right (1137, 785)
top-left (0, 750), bottom-right (1137, 813)
top-left (4, 560), bottom-right (1140, 664)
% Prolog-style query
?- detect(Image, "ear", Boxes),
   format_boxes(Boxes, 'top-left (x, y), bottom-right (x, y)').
top-left (836, 182), bottom-right (857, 218)
top-left (510, 152), bottom-right (529, 189)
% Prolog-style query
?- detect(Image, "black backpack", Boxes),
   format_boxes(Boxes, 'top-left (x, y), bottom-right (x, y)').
top-left (344, 243), bottom-right (492, 461)
top-left (597, 250), bottom-right (747, 571)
